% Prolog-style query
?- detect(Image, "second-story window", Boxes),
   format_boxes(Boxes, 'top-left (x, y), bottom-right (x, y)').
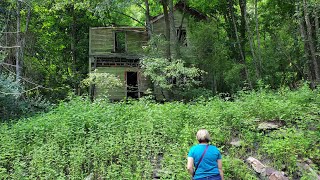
top-left (114, 31), bottom-right (126, 53)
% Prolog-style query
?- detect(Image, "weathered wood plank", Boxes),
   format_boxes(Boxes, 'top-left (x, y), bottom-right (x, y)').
top-left (93, 67), bottom-right (149, 100)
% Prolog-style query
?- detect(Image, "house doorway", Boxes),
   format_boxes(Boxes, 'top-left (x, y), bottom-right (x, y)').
top-left (126, 72), bottom-right (139, 99)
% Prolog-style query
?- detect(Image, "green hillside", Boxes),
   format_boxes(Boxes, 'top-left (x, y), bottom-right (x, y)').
top-left (0, 86), bottom-right (319, 179)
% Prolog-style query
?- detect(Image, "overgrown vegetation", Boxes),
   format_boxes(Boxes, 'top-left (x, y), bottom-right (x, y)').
top-left (0, 73), bottom-right (50, 121)
top-left (0, 0), bottom-right (320, 178)
top-left (0, 86), bottom-right (319, 179)
top-left (1, 0), bottom-right (320, 104)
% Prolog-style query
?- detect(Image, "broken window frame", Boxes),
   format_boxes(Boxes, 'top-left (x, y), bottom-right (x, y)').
top-left (113, 31), bottom-right (127, 53)
top-left (176, 28), bottom-right (187, 46)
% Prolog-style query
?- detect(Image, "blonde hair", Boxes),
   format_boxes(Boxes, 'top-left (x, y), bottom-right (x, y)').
top-left (196, 129), bottom-right (211, 143)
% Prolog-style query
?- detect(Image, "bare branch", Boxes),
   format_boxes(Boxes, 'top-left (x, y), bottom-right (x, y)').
top-left (0, 62), bottom-right (17, 67)
top-left (1, 64), bottom-right (53, 90)
top-left (135, 3), bottom-right (146, 11)
top-left (0, 45), bottom-right (21, 49)
top-left (114, 10), bottom-right (146, 27)
top-left (1, 31), bottom-right (21, 34)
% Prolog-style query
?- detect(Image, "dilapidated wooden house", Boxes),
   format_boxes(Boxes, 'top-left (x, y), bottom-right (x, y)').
top-left (89, 27), bottom-right (149, 100)
top-left (89, 3), bottom-right (206, 100)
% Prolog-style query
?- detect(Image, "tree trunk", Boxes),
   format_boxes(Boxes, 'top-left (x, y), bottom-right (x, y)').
top-left (168, 0), bottom-right (181, 59)
top-left (161, 0), bottom-right (171, 59)
top-left (254, 0), bottom-right (262, 75)
top-left (315, 10), bottom-right (319, 37)
top-left (70, 4), bottom-right (79, 94)
top-left (20, 5), bottom-right (31, 77)
top-left (145, 0), bottom-right (152, 39)
top-left (222, 10), bottom-right (239, 61)
top-left (315, 8), bottom-right (320, 82)
top-left (303, 0), bottom-right (320, 83)
top-left (228, 0), bottom-right (252, 88)
top-left (244, 1), bottom-right (260, 79)
top-left (16, 0), bottom-right (21, 83)
top-left (177, 0), bottom-right (186, 38)
top-left (213, 75), bottom-right (217, 95)
top-left (239, 0), bottom-right (247, 61)
top-left (299, 9), bottom-right (315, 88)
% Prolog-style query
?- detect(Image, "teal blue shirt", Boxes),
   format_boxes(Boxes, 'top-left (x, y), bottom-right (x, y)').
top-left (188, 144), bottom-right (221, 179)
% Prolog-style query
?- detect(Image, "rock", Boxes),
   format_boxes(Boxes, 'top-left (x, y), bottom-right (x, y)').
top-left (152, 154), bottom-right (163, 179)
top-left (269, 171), bottom-right (289, 180)
top-left (85, 173), bottom-right (93, 180)
top-left (246, 157), bottom-right (290, 180)
top-left (230, 140), bottom-right (242, 147)
top-left (153, 171), bottom-right (160, 179)
top-left (297, 161), bottom-right (320, 179)
top-left (246, 157), bottom-right (266, 174)
top-left (230, 138), bottom-right (242, 147)
top-left (258, 122), bottom-right (280, 130)
top-left (297, 162), bottom-right (310, 171)
top-left (263, 167), bottom-right (277, 176)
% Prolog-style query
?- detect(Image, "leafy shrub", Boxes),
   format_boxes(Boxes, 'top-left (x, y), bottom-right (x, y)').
top-left (223, 156), bottom-right (257, 179)
top-left (0, 74), bottom-right (50, 120)
top-left (261, 128), bottom-right (313, 174)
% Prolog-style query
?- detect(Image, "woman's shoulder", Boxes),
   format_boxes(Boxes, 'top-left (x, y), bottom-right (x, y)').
top-left (189, 144), bottom-right (200, 150)
top-left (209, 145), bottom-right (221, 152)
top-left (189, 144), bottom-right (219, 150)
top-left (209, 145), bottom-right (218, 148)
top-left (189, 144), bottom-right (204, 152)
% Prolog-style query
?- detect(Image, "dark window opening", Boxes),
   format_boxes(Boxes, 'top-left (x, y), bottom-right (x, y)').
top-left (167, 77), bottom-right (177, 85)
top-left (176, 29), bottom-right (187, 46)
top-left (126, 72), bottom-right (139, 99)
top-left (114, 31), bottom-right (126, 53)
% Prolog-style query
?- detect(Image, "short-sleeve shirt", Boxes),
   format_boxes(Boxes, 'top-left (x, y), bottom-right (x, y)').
top-left (188, 144), bottom-right (221, 179)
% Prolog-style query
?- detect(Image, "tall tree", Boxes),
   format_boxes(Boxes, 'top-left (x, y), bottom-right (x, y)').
top-left (244, 6), bottom-right (260, 79)
top-left (15, 0), bottom-right (21, 83)
top-left (228, 0), bottom-right (252, 88)
top-left (160, 0), bottom-right (171, 59)
top-left (301, 0), bottom-right (320, 84)
top-left (168, 0), bottom-right (181, 58)
top-left (145, 0), bottom-right (152, 39)
top-left (254, 0), bottom-right (262, 75)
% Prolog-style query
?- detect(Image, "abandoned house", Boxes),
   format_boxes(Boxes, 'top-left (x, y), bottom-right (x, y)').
top-left (89, 3), bottom-right (206, 100)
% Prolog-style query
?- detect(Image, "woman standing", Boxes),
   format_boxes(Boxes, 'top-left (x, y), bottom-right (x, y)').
top-left (187, 129), bottom-right (224, 180)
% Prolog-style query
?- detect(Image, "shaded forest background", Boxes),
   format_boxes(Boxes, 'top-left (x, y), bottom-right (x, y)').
top-left (0, 0), bottom-right (320, 119)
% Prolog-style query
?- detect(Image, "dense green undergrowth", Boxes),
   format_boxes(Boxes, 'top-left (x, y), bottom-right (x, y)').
top-left (0, 85), bottom-right (319, 179)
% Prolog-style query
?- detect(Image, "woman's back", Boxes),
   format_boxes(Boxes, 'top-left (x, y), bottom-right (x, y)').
top-left (188, 144), bottom-right (221, 179)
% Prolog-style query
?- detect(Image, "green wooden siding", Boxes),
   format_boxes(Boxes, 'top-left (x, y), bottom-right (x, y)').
top-left (126, 31), bottom-right (148, 55)
top-left (90, 29), bottom-right (114, 55)
top-left (152, 11), bottom-right (188, 37)
top-left (89, 27), bottom-right (148, 56)
top-left (95, 67), bottom-right (150, 100)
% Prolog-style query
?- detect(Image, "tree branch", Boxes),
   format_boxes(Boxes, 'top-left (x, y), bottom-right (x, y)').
top-left (114, 11), bottom-right (146, 27)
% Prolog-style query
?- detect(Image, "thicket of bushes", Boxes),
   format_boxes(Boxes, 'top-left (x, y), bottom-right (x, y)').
top-left (0, 85), bottom-right (319, 179)
top-left (0, 74), bottom-right (50, 121)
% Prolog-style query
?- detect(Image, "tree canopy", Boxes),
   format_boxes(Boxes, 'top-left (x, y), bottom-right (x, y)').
top-left (0, 0), bottom-right (319, 108)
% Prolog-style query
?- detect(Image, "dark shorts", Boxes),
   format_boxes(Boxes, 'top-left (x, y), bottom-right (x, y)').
top-left (195, 174), bottom-right (221, 180)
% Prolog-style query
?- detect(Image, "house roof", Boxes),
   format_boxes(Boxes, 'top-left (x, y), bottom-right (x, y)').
top-left (150, 1), bottom-right (207, 24)
top-left (90, 27), bottom-right (146, 33)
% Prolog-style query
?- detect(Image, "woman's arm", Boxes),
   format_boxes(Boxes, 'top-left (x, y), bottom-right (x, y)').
top-left (187, 157), bottom-right (194, 177)
top-left (217, 159), bottom-right (224, 180)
